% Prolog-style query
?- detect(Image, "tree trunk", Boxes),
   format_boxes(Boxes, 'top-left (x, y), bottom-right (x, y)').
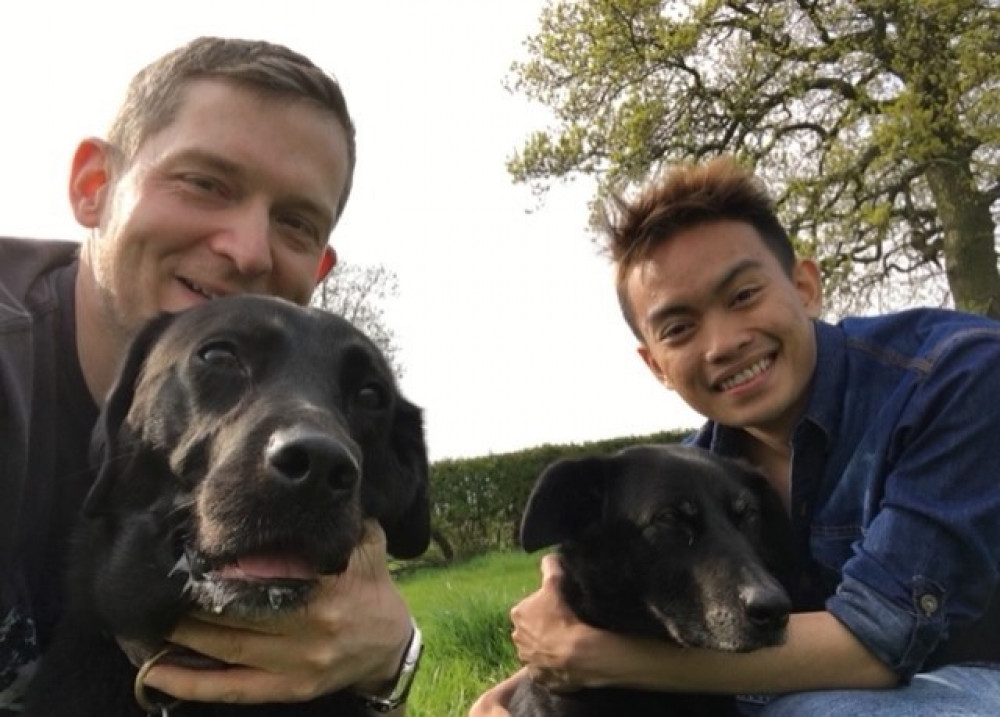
top-left (924, 161), bottom-right (1000, 319)
top-left (430, 526), bottom-right (454, 562)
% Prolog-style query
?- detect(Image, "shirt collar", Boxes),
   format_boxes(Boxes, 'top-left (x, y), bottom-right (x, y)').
top-left (799, 319), bottom-right (845, 450)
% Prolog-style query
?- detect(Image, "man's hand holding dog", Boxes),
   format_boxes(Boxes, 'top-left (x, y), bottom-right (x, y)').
top-left (470, 554), bottom-right (620, 716)
top-left (141, 520), bottom-right (412, 705)
top-left (510, 554), bottom-right (611, 692)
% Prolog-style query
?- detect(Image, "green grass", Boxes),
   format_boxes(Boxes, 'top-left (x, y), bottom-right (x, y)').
top-left (396, 551), bottom-right (543, 716)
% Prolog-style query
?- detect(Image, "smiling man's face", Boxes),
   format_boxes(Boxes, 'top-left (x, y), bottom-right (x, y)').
top-left (73, 78), bottom-right (350, 338)
top-left (627, 220), bottom-right (822, 441)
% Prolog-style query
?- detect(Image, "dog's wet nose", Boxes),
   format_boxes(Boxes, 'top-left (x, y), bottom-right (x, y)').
top-left (740, 582), bottom-right (791, 632)
top-left (266, 429), bottom-right (359, 493)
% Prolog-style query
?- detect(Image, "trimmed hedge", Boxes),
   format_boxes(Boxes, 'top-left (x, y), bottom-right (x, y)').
top-left (427, 429), bottom-right (691, 559)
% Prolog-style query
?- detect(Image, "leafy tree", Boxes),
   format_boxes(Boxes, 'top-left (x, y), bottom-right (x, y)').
top-left (508, 0), bottom-right (1000, 317)
top-left (311, 262), bottom-right (404, 377)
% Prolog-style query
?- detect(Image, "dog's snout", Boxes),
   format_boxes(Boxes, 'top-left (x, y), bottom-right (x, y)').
top-left (266, 429), bottom-right (359, 493)
top-left (739, 580), bottom-right (791, 632)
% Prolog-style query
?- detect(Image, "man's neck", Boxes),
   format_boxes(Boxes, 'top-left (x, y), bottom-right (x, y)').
top-left (74, 261), bottom-right (126, 406)
top-left (736, 381), bottom-right (814, 508)
top-left (742, 428), bottom-right (793, 510)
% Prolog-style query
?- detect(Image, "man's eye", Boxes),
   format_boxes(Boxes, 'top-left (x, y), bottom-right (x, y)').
top-left (732, 286), bottom-right (761, 306)
top-left (659, 322), bottom-right (692, 343)
top-left (280, 214), bottom-right (309, 231)
top-left (278, 214), bottom-right (322, 245)
top-left (177, 174), bottom-right (237, 204)
top-left (183, 175), bottom-right (225, 194)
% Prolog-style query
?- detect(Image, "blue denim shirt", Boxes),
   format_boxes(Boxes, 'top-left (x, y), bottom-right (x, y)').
top-left (691, 309), bottom-right (1000, 679)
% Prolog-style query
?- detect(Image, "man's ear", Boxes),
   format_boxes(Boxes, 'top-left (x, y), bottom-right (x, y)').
top-left (69, 138), bottom-right (113, 229)
top-left (793, 258), bottom-right (823, 318)
top-left (637, 344), bottom-right (674, 390)
top-left (315, 246), bottom-right (337, 283)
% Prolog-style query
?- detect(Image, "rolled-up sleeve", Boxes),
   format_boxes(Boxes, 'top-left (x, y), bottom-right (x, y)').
top-left (828, 573), bottom-right (950, 678)
top-left (826, 328), bottom-right (1000, 678)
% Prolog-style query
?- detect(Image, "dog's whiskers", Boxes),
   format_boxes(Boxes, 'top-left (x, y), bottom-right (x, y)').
top-left (647, 604), bottom-right (691, 648)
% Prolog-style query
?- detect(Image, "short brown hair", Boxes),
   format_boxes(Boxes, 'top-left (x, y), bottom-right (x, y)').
top-left (107, 36), bottom-right (357, 222)
top-left (602, 156), bottom-right (795, 338)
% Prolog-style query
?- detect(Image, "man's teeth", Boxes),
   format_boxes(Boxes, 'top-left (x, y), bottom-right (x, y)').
top-left (183, 279), bottom-right (218, 299)
top-left (720, 357), bottom-right (772, 391)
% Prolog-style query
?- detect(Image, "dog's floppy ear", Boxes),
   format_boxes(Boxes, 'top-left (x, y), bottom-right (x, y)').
top-left (382, 398), bottom-right (431, 559)
top-left (520, 455), bottom-right (609, 552)
top-left (83, 312), bottom-right (176, 517)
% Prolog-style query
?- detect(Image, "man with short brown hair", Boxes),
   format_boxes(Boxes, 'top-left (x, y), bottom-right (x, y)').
top-left (2, 36), bottom-right (416, 716)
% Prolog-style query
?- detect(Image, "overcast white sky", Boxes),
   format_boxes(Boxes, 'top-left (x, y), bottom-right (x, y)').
top-left (1, 0), bottom-right (702, 460)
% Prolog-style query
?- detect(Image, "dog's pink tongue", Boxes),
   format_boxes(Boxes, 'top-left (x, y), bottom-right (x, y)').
top-left (224, 553), bottom-right (316, 580)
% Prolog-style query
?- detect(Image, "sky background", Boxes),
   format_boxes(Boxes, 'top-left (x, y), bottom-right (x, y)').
top-left (1, 0), bottom-right (703, 460)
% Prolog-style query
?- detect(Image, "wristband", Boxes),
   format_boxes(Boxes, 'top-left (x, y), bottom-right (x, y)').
top-left (358, 618), bottom-right (422, 713)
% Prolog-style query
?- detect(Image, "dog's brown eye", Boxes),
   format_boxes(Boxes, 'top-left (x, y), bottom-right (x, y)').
top-left (356, 383), bottom-right (388, 410)
top-left (197, 342), bottom-right (243, 371)
top-left (648, 509), bottom-right (697, 546)
top-left (731, 496), bottom-right (759, 524)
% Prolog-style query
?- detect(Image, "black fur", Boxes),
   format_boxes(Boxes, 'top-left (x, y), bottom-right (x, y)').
top-left (509, 444), bottom-right (795, 717)
top-left (24, 295), bottom-right (430, 716)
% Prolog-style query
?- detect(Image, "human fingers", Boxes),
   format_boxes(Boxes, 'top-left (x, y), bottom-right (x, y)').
top-left (141, 660), bottom-right (317, 704)
top-left (467, 668), bottom-right (528, 716)
top-left (539, 552), bottom-right (564, 582)
top-left (163, 616), bottom-right (300, 673)
top-left (509, 554), bottom-right (588, 692)
top-left (510, 555), bottom-right (573, 636)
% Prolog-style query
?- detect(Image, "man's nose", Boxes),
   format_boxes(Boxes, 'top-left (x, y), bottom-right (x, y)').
top-left (703, 313), bottom-right (752, 363)
top-left (209, 204), bottom-right (273, 278)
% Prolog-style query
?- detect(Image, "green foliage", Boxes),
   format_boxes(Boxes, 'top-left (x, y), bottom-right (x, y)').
top-left (428, 429), bottom-right (690, 557)
top-left (509, 0), bottom-right (1000, 317)
top-left (398, 551), bottom-right (540, 716)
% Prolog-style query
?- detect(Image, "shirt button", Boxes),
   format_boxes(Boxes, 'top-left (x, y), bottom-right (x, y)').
top-left (919, 594), bottom-right (940, 616)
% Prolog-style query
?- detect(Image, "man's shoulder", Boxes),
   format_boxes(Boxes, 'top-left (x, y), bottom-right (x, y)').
top-left (809, 308), bottom-right (1000, 429)
top-left (0, 236), bottom-right (80, 283)
top-left (0, 237), bottom-right (79, 328)
top-left (836, 308), bottom-right (1000, 366)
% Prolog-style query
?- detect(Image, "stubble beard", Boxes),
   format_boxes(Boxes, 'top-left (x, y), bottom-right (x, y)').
top-left (86, 233), bottom-right (145, 347)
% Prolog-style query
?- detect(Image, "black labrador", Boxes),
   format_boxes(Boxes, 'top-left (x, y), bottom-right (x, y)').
top-left (509, 444), bottom-right (795, 717)
top-left (23, 295), bottom-right (430, 716)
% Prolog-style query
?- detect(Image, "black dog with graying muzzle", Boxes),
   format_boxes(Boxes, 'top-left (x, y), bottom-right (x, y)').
top-left (24, 295), bottom-right (430, 716)
top-left (509, 444), bottom-right (795, 716)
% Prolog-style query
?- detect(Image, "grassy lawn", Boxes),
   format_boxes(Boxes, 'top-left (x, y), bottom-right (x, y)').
top-left (396, 551), bottom-right (543, 716)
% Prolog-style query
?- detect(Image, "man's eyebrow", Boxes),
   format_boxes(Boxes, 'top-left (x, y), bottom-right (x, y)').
top-left (644, 258), bottom-right (765, 328)
top-left (713, 258), bottom-right (765, 293)
top-left (164, 148), bottom-right (245, 177)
